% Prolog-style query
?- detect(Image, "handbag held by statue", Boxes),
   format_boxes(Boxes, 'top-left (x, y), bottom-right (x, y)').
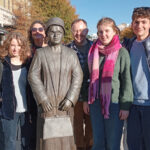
top-left (43, 115), bottom-right (73, 139)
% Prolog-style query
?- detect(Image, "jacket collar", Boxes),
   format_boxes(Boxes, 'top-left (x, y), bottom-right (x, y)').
top-left (142, 36), bottom-right (150, 58)
top-left (68, 39), bottom-right (93, 53)
top-left (4, 56), bottom-right (11, 64)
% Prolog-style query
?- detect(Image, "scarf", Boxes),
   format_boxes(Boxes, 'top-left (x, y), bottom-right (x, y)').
top-left (88, 35), bottom-right (122, 119)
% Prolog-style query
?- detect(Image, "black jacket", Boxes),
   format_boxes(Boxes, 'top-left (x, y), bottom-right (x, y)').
top-left (0, 56), bottom-right (32, 120)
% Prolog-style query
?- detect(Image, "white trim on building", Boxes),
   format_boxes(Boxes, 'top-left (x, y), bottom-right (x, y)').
top-left (0, 5), bottom-right (14, 27)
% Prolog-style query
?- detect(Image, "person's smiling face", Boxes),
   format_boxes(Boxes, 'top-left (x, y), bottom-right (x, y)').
top-left (132, 17), bottom-right (150, 41)
top-left (31, 23), bottom-right (46, 42)
top-left (97, 23), bottom-right (116, 45)
top-left (71, 21), bottom-right (88, 46)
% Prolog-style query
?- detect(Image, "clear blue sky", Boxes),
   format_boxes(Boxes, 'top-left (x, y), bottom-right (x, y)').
top-left (70, 0), bottom-right (150, 34)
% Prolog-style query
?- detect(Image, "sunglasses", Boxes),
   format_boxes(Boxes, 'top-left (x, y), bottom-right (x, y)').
top-left (32, 27), bottom-right (44, 32)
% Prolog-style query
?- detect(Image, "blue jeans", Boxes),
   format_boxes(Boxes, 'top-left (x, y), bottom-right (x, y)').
top-left (0, 112), bottom-right (30, 150)
top-left (127, 105), bottom-right (150, 150)
top-left (89, 99), bottom-right (123, 150)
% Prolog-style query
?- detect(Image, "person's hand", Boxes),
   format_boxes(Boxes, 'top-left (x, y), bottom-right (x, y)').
top-left (119, 110), bottom-right (129, 120)
top-left (40, 101), bottom-right (53, 112)
top-left (83, 101), bottom-right (90, 115)
top-left (58, 99), bottom-right (73, 111)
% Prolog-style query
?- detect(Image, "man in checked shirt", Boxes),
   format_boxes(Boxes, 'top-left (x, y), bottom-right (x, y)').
top-left (67, 19), bottom-right (93, 150)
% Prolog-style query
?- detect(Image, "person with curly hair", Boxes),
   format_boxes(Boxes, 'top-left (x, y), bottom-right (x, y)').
top-left (0, 32), bottom-right (31, 150)
top-left (123, 7), bottom-right (150, 150)
top-left (28, 20), bottom-right (47, 55)
top-left (28, 20), bottom-right (48, 150)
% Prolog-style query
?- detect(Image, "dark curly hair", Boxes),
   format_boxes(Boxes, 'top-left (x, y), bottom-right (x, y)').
top-left (132, 7), bottom-right (150, 21)
top-left (28, 20), bottom-right (46, 45)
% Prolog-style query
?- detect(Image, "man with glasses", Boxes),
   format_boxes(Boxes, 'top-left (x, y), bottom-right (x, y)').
top-left (123, 7), bottom-right (150, 150)
top-left (67, 19), bottom-right (93, 150)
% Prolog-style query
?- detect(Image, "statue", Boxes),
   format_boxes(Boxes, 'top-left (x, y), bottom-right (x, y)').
top-left (28, 17), bottom-right (83, 150)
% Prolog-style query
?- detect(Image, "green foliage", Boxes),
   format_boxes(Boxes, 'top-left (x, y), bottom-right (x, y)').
top-left (30, 0), bottom-right (78, 43)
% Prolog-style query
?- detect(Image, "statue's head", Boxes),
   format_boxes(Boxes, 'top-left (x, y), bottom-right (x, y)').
top-left (46, 17), bottom-right (65, 46)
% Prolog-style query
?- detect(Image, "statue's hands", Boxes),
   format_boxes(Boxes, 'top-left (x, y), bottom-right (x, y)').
top-left (40, 101), bottom-right (53, 112)
top-left (58, 99), bottom-right (73, 111)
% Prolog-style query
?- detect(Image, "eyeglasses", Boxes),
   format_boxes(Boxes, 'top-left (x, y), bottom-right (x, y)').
top-left (71, 29), bottom-right (87, 34)
top-left (133, 7), bottom-right (150, 12)
top-left (32, 27), bottom-right (44, 32)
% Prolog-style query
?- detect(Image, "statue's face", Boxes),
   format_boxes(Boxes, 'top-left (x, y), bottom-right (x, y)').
top-left (47, 25), bottom-right (64, 45)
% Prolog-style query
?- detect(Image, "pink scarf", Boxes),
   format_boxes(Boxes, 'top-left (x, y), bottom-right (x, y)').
top-left (88, 35), bottom-right (122, 119)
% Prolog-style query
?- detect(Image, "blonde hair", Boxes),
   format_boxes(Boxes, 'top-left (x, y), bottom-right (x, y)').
top-left (97, 17), bottom-right (120, 35)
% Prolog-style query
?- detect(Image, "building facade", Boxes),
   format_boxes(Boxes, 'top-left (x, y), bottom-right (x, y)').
top-left (0, 0), bottom-right (14, 27)
top-left (0, 0), bottom-right (29, 45)
top-left (0, 0), bottom-right (14, 44)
